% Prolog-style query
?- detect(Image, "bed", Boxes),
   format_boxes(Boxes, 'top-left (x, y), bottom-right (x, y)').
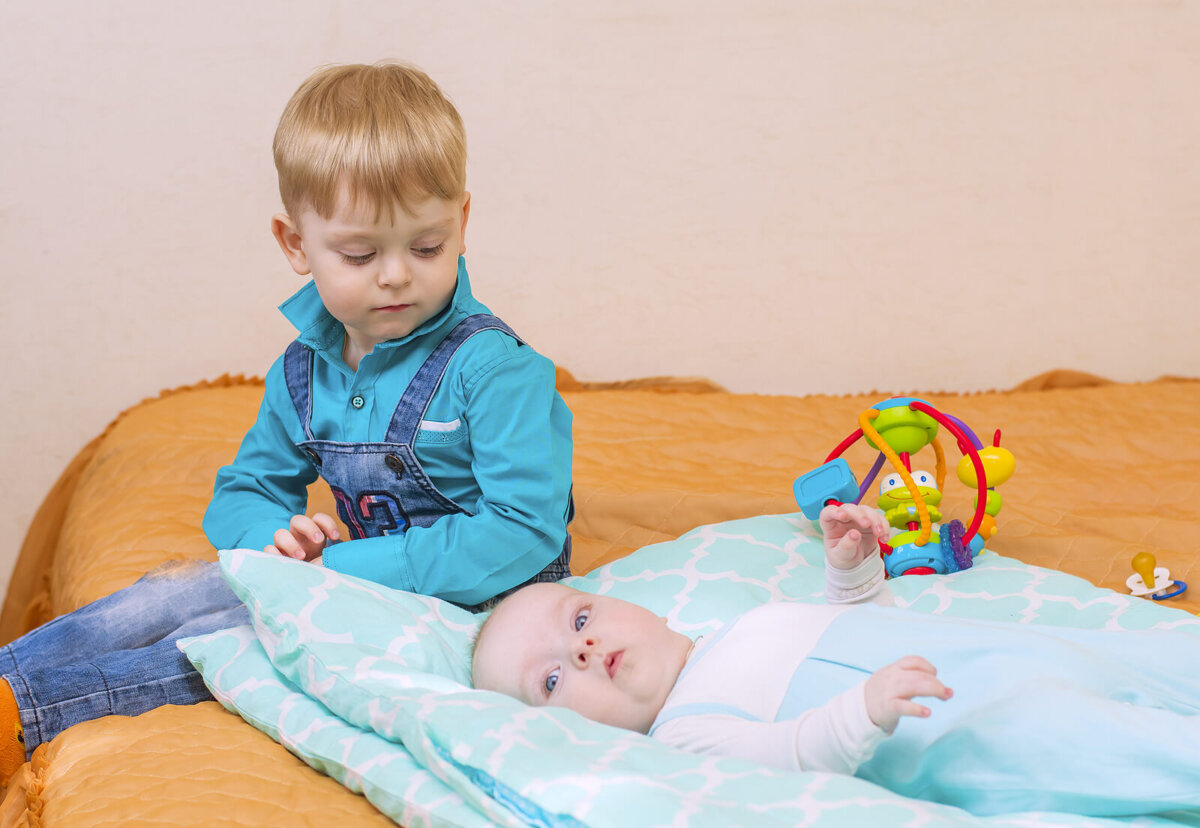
top-left (2, 368), bottom-right (1197, 827)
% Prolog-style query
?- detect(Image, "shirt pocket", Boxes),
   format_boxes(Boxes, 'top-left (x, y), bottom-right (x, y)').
top-left (415, 417), bottom-right (468, 446)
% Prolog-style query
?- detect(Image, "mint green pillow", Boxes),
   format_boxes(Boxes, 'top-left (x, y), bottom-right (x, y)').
top-left (179, 624), bottom-right (500, 827)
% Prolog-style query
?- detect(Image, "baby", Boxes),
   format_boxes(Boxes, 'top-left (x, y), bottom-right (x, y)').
top-left (472, 503), bottom-right (1200, 818)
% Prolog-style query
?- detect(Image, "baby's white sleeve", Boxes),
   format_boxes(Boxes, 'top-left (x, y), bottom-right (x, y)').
top-left (793, 681), bottom-right (888, 772)
top-left (825, 552), bottom-right (893, 606)
top-left (652, 681), bottom-right (886, 774)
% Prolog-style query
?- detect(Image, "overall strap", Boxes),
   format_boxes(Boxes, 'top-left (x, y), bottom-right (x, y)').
top-left (384, 314), bottom-right (522, 444)
top-left (282, 340), bottom-right (316, 440)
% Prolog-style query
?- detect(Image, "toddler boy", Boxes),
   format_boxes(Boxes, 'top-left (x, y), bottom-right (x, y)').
top-left (0, 61), bottom-right (573, 781)
top-left (204, 61), bottom-right (573, 608)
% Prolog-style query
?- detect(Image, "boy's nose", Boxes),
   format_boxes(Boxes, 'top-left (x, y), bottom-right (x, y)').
top-left (377, 258), bottom-right (410, 287)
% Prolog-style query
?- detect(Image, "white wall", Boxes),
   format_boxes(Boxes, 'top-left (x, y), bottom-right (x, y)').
top-left (2, 1), bottom-right (1198, 593)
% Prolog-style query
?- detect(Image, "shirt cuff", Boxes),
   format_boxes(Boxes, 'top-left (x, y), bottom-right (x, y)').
top-left (834, 682), bottom-right (889, 771)
top-left (229, 520), bottom-right (288, 553)
top-left (825, 553), bottom-right (886, 603)
top-left (321, 536), bottom-right (413, 592)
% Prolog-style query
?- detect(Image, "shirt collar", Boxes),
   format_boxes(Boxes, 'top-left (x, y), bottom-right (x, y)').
top-left (278, 256), bottom-right (479, 357)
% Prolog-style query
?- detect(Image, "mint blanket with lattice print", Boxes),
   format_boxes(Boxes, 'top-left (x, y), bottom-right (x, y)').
top-left (180, 514), bottom-right (1200, 827)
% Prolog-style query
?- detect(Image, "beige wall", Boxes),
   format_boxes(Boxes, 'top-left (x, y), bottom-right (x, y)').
top-left (2, 1), bottom-right (1198, 593)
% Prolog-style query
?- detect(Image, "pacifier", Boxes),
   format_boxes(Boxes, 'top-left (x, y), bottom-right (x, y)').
top-left (1126, 551), bottom-right (1187, 601)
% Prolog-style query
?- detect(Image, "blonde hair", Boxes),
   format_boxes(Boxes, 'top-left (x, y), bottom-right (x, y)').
top-left (273, 61), bottom-right (467, 221)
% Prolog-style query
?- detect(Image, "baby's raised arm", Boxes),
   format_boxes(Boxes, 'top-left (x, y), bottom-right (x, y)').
top-left (820, 502), bottom-right (890, 571)
top-left (820, 502), bottom-right (892, 606)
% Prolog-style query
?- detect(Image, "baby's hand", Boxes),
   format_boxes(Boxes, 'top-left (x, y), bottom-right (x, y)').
top-left (265, 513), bottom-right (340, 562)
top-left (864, 656), bottom-right (952, 733)
top-left (820, 502), bottom-right (890, 570)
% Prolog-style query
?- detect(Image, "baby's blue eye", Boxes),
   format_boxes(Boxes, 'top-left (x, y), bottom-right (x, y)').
top-left (574, 610), bottom-right (589, 631)
top-left (544, 670), bottom-right (560, 694)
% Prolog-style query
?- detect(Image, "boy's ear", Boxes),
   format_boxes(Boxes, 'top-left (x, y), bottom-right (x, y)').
top-left (459, 192), bottom-right (471, 253)
top-left (271, 213), bottom-right (311, 276)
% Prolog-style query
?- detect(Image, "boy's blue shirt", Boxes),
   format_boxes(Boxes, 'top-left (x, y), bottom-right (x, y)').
top-left (203, 258), bottom-right (573, 607)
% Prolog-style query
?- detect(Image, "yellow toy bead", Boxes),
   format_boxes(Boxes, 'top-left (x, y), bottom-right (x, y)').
top-left (957, 446), bottom-right (1016, 488)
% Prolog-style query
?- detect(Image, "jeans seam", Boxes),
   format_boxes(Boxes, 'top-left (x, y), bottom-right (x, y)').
top-left (34, 672), bottom-right (206, 715)
top-left (93, 663), bottom-right (114, 719)
top-left (5, 670), bottom-right (40, 760)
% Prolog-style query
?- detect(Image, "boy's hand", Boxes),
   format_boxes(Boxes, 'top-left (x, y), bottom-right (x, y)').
top-left (266, 513), bottom-right (340, 562)
top-left (864, 656), bottom-right (952, 733)
top-left (820, 503), bottom-right (890, 570)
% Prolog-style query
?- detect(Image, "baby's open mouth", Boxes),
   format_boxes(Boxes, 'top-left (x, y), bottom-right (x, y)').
top-left (605, 651), bottom-right (623, 678)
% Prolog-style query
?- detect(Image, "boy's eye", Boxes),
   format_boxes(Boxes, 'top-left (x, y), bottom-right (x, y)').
top-left (413, 243), bottom-right (445, 258)
top-left (544, 668), bottom-right (560, 695)
top-left (573, 609), bottom-right (589, 631)
top-left (340, 252), bottom-right (375, 266)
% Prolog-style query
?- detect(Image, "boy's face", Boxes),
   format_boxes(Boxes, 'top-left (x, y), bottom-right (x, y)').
top-left (273, 187), bottom-right (470, 369)
top-left (472, 583), bottom-right (693, 734)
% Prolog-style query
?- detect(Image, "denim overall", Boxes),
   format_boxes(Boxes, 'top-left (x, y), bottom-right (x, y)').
top-left (283, 312), bottom-right (571, 610)
top-left (655, 604), bottom-right (1200, 817)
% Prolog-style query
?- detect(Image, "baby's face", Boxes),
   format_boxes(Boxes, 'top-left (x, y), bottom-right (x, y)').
top-left (472, 583), bottom-right (693, 733)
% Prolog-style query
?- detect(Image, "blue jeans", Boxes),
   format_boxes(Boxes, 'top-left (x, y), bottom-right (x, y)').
top-left (0, 560), bottom-right (248, 757)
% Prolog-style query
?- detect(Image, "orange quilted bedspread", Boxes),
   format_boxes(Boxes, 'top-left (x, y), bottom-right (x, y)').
top-left (2, 370), bottom-right (1197, 827)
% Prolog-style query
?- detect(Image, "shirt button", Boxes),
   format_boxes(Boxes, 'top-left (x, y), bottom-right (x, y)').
top-left (351, 394), bottom-right (365, 409)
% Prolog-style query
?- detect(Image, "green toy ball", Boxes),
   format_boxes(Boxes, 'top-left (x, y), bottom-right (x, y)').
top-left (864, 406), bottom-right (939, 455)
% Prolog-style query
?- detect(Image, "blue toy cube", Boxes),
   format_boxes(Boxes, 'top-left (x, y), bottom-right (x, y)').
top-left (794, 459), bottom-right (860, 519)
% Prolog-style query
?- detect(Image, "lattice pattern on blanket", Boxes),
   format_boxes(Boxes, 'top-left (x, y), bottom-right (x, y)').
top-left (181, 514), bottom-right (1200, 828)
